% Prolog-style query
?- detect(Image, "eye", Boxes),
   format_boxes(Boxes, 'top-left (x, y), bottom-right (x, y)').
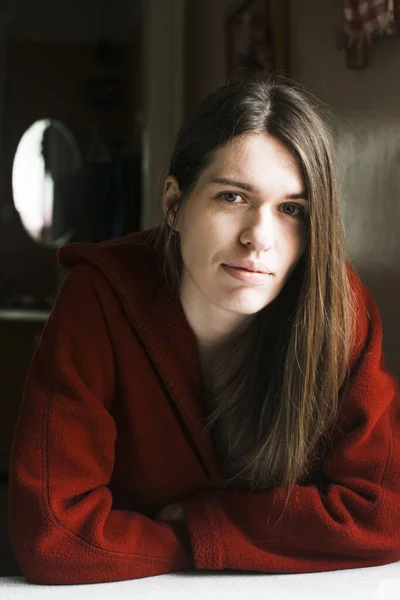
top-left (280, 203), bottom-right (304, 217)
top-left (218, 192), bottom-right (244, 204)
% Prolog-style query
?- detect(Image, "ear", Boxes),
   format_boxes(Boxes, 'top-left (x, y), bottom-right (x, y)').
top-left (163, 176), bottom-right (181, 231)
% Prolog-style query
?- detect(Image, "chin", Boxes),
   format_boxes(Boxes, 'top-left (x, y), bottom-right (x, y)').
top-left (216, 292), bottom-right (272, 316)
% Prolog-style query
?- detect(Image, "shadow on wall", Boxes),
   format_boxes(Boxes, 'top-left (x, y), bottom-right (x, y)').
top-left (336, 112), bottom-right (400, 380)
top-left (357, 267), bottom-right (400, 381)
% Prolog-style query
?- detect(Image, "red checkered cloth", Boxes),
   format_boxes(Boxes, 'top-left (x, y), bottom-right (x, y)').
top-left (343, 0), bottom-right (396, 48)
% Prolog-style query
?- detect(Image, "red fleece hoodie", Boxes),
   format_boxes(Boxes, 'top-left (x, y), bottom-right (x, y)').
top-left (8, 228), bottom-right (400, 584)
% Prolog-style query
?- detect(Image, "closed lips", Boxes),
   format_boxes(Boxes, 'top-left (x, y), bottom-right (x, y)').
top-left (235, 267), bottom-right (264, 273)
top-left (224, 263), bottom-right (272, 274)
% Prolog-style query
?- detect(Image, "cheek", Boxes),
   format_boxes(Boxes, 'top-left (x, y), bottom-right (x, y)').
top-left (180, 205), bottom-right (230, 254)
top-left (297, 225), bottom-right (309, 257)
top-left (281, 228), bottom-right (307, 279)
top-left (179, 213), bottom-right (211, 270)
top-left (281, 221), bottom-right (307, 256)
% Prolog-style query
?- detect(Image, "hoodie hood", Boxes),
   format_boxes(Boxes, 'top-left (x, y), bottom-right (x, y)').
top-left (58, 227), bottom-right (223, 486)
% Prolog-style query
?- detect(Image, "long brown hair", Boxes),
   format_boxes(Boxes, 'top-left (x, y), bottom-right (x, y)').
top-left (157, 75), bottom-right (357, 499)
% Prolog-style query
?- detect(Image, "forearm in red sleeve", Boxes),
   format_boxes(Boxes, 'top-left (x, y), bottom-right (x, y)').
top-left (182, 288), bottom-right (400, 573)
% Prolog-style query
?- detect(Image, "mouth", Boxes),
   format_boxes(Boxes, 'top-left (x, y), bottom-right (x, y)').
top-left (222, 264), bottom-right (273, 284)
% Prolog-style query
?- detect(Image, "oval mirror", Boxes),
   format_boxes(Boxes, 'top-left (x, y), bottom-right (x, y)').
top-left (12, 119), bottom-right (83, 247)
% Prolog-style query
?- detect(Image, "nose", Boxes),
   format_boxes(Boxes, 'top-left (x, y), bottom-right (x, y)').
top-left (239, 207), bottom-right (275, 252)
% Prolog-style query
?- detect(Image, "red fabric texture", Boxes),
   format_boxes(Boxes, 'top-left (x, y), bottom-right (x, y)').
top-left (343, 0), bottom-right (395, 47)
top-left (8, 228), bottom-right (400, 584)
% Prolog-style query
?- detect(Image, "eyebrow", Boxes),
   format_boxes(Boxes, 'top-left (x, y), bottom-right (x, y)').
top-left (210, 177), bottom-right (309, 201)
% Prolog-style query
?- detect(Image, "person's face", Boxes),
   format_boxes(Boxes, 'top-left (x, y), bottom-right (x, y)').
top-left (163, 133), bottom-right (309, 320)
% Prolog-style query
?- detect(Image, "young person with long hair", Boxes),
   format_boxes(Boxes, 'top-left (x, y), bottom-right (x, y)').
top-left (9, 75), bottom-right (400, 584)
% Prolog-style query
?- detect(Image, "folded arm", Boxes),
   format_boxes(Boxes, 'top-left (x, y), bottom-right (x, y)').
top-left (182, 284), bottom-right (400, 573)
top-left (9, 266), bottom-right (193, 585)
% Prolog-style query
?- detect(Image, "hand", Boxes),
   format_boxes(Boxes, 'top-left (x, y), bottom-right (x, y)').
top-left (154, 501), bottom-right (185, 521)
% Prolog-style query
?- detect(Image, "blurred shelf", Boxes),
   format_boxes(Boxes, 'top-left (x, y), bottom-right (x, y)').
top-left (0, 309), bottom-right (50, 322)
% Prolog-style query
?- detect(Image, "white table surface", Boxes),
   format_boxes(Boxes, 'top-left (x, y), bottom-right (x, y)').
top-left (1, 563), bottom-right (400, 600)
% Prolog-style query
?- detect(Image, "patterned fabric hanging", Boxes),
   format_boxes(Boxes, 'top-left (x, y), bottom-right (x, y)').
top-left (343, 0), bottom-right (396, 48)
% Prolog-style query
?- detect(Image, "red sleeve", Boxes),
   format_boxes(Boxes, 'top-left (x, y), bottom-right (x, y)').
top-left (8, 266), bottom-right (193, 585)
top-left (182, 282), bottom-right (400, 573)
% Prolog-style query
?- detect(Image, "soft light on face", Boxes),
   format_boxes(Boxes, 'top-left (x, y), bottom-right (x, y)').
top-left (165, 133), bottom-right (309, 330)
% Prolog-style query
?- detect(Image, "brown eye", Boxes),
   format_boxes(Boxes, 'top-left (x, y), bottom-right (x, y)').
top-left (219, 192), bottom-right (243, 204)
top-left (281, 203), bottom-right (303, 217)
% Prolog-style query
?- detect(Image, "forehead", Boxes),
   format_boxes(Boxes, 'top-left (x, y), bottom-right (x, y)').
top-left (202, 133), bottom-right (303, 190)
